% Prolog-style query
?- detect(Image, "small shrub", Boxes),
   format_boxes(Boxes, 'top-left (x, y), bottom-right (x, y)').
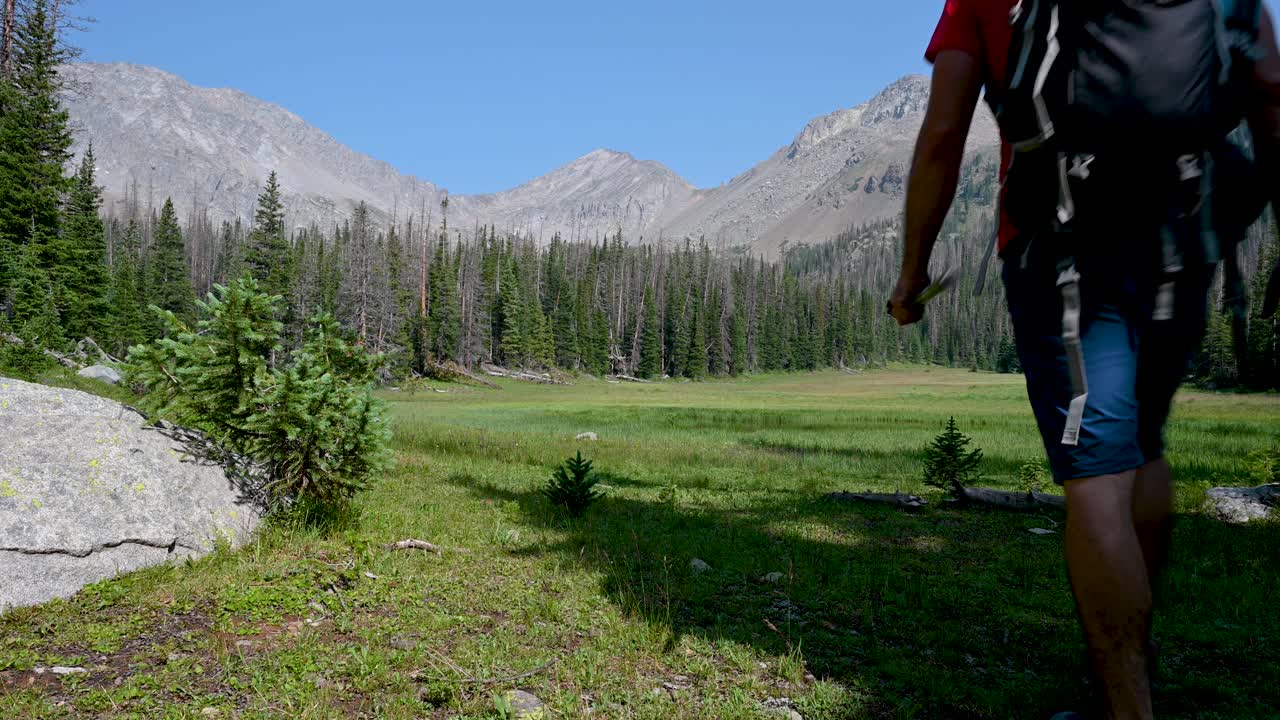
top-left (923, 416), bottom-right (983, 495)
top-left (657, 483), bottom-right (679, 506)
top-left (1245, 446), bottom-right (1280, 485)
top-left (127, 275), bottom-right (391, 518)
top-left (1017, 459), bottom-right (1050, 494)
top-left (542, 451), bottom-right (603, 518)
top-left (0, 305), bottom-right (63, 380)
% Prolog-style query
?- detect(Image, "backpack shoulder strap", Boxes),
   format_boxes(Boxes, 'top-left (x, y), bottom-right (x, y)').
top-left (1221, 0), bottom-right (1262, 49)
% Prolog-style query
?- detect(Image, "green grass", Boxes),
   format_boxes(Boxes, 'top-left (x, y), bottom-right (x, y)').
top-left (2, 368), bottom-right (1277, 718)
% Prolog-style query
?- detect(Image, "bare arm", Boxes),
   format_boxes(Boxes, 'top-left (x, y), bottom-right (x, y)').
top-left (1249, 8), bottom-right (1280, 211)
top-left (1248, 8), bottom-right (1280, 317)
top-left (889, 50), bottom-right (984, 326)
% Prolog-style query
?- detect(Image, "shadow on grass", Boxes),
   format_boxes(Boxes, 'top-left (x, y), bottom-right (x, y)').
top-left (445, 471), bottom-right (1279, 719)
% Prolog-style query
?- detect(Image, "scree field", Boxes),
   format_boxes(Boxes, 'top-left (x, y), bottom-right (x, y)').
top-left (2, 368), bottom-right (1277, 719)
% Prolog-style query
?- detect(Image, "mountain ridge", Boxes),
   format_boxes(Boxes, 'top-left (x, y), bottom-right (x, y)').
top-left (63, 63), bottom-right (999, 254)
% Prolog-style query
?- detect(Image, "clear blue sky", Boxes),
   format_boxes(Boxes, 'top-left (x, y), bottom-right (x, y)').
top-left (70, 0), bottom-right (1280, 195)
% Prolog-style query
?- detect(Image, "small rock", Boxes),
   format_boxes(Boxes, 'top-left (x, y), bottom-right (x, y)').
top-left (763, 697), bottom-right (804, 719)
top-left (235, 639), bottom-right (253, 648)
top-left (663, 677), bottom-right (690, 691)
top-left (305, 672), bottom-right (336, 690)
top-left (51, 666), bottom-right (87, 675)
top-left (200, 709), bottom-right (221, 718)
top-left (503, 689), bottom-right (547, 718)
top-left (363, 571), bottom-right (379, 580)
top-left (1027, 528), bottom-right (1056, 536)
top-left (576, 432), bottom-right (599, 441)
top-left (166, 653), bottom-right (182, 663)
top-left (77, 365), bottom-right (122, 385)
top-left (388, 635), bottom-right (418, 651)
top-left (762, 571), bottom-right (785, 584)
top-left (690, 558), bottom-right (711, 574)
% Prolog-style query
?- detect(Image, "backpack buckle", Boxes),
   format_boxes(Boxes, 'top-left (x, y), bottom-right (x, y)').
top-left (1067, 154), bottom-right (1095, 180)
top-left (1176, 154), bottom-right (1203, 181)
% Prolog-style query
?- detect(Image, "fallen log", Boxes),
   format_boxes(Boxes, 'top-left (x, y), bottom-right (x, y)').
top-left (610, 374), bottom-right (654, 384)
top-left (385, 538), bottom-right (473, 555)
top-left (386, 539), bottom-right (443, 554)
top-left (956, 487), bottom-right (1066, 511)
top-left (432, 361), bottom-right (500, 389)
top-left (75, 337), bottom-right (120, 365)
top-left (826, 491), bottom-right (927, 509)
top-left (3, 333), bottom-right (82, 370)
top-left (480, 363), bottom-right (570, 385)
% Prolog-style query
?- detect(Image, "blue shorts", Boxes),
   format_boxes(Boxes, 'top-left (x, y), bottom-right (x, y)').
top-left (1002, 239), bottom-right (1213, 483)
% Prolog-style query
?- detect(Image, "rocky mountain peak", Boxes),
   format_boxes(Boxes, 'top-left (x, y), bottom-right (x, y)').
top-left (860, 74), bottom-right (931, 127)
top-left (786, 107), bottom-right (864, 158)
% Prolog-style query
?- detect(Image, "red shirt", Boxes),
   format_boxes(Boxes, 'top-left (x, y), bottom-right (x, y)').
top-left (925, 0), bottom-right (1019, 250)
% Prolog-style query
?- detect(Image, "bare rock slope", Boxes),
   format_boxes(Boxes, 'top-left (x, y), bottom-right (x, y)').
top-left (659, 76), bottom-right (1000, 253)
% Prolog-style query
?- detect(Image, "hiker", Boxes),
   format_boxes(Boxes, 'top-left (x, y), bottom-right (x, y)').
top-left (887, 1), bottom-right (1280, 719)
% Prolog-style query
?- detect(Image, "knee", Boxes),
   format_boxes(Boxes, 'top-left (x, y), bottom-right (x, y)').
top-left (1065, 472), bottom-right (1138, 528)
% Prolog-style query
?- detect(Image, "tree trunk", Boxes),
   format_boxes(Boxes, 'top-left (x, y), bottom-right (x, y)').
top-left (3, 0), bottom-right (16, 80)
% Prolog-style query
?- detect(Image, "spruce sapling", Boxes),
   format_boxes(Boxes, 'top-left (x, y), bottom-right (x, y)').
top-left (923, 416), bottom-right (984, 497)
top-left (542, 451), bottom-right (603, 517)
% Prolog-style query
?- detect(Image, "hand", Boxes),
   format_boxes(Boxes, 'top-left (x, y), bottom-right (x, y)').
top-left (887, 271), bottom-right (930, 326)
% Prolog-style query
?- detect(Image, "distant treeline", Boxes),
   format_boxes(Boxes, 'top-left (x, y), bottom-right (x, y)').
top-left (1, 0), bottom-right (1275, 389)
top-left (84, 189), bottom-right (1016, 379)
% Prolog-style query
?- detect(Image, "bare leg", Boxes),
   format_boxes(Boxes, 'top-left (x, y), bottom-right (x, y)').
top-left (1132, 458), bottom-right (1173, 590)
top-left (1064, 470), bottom-right (1154, 720)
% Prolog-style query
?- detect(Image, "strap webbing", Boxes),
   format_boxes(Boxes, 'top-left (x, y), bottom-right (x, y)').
top-left (1057, 263), bottom-right (1087, 447)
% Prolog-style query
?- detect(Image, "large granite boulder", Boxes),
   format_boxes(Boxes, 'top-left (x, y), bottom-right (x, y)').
top-left (0, 377), bottom-right (261, 612)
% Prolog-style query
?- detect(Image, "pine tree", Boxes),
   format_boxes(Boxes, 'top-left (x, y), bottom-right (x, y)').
top-left (923, 417), bottom-right (984, 496)
top-left (428, 234), bottom-right (461, 363)
top-left (526, 296), bottom-right (555, 369)
top-left (760, 304), bottom-right (784, 371)
top-left (214, 219), bottom-right (245, 286)
top-left (2, 279), bottom-right (62, 378)
top-left (128, 276), bottom-right (390, 513)
top-left (706, 287), bottom-right (725, 376)
top-left (553, 292), bottom-right (577, 369)
top-left (669, 296), bottom-right (690, 377)
top-left (686, 300), bottom-right (707, 379)
top-left (244, 172), bottom-right (293, 297)
top-left (1245, 223), bottom-right (1279, 390)
top-left (105, 218), bottom-right (146, 356)
top-left (542, 451), bottom-right (603, 518)
top-left (0, 0), bottom-right (72, 310)
top-left (730, 310), bottom-right (748, 375)
top-left (56, 147), bottom-right (109, 341)
top-left (496, 256), bottom-right (522, 366)
top-left (637, 285), bottom-right (662, 378)
top-left (146, 198), bottom-right (196, 336)
top-left (583, 307), bottom-right (611, 376)
top-left (10, 240), bottom-right (55, 330)
top-left (0, 0), bottom-right (71, 266)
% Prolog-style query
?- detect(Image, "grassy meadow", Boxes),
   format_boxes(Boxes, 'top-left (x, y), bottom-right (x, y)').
top-left (2, 368), bottom-right (1277, 719)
